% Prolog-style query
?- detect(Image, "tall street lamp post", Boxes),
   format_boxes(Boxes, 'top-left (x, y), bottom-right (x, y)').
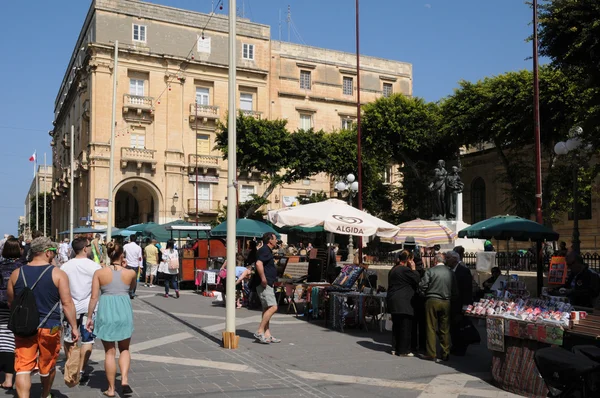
top-left (554, 126), bottom-right (589, 254)
top-left (335, 173), bottom-right (359, 263)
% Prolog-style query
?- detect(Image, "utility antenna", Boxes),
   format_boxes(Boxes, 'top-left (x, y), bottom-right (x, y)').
top-left (287, 5), bottom-right (291, 42)
top-left (211, 0), bottom-right (214, 13)
top-left (278, 9), bottom-right (282, 41)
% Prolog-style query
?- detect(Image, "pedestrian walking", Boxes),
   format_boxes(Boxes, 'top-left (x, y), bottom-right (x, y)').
top-left (447, 249), bottom-right (475, 356)
top-left (143, 239), bottom-right (159, 287)
top-left (57, 238), bottom-right (71, 266)
top-left (60, 237), bottom-right (102, 383)
top-left (159, 240), bottom-right (180, 298)
top-left (254, 232), bottom-right (281, 344)
top-left (0, 238), bottom-right (24, 390)
top-left (386, 250), bottom-right (420, 357)
top-left (123, 235), bottom-right (142, 298)
top-left (418, 252), bottom-right (459, 363)
top-left (7, 237), bottom-right (79, 398)
top-left (86, 242), bottom-right (135, 397)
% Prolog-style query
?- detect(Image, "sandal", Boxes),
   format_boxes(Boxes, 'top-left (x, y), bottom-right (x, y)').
top-left (103, 391), bottom-right (116, 397)
top-left (122, 384), bottom-right (133, 395)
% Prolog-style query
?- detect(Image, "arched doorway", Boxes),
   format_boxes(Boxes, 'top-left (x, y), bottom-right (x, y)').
top-left (114, 179), bottom-right (159, 228)
top-left (471, 177), bottom-right (487, 223)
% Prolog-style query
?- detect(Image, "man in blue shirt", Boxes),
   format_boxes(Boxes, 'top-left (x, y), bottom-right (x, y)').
top-left (254, 232), bottom-right (280, 344)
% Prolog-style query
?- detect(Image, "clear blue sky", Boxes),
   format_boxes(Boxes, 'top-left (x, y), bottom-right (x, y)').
top-left (0, 0), bottom-right (541, 236)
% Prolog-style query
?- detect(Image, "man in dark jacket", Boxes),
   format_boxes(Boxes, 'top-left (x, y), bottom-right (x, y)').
top-left (447, 249), bottom-right (476, 355)
top-left (386, 251), bottom-right (420, 356)
top-left (558, 252), bottom-right (600, 308)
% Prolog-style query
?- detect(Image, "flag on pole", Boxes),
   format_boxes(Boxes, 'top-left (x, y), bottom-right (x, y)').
top-left (29, 151), bottom-right (36, 162)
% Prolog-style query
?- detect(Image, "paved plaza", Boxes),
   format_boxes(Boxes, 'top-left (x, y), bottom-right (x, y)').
top-left (28, 287), bottom-right (523, 398)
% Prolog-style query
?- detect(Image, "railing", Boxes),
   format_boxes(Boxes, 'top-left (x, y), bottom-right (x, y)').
top-left (188, 154), bottom-right (220, 168)
top-left (120, 147), bottom-right (157, 170)
top-left (364, 251), bottom-right (600, 273)
top-left (240, 109), bottom-right (262, 119)
top-left (187, 199), bottom-right (220, 214)
top-left (123, 94), bottom-right (153, 109)
top-left (189, 103), bottom-right (219, 118)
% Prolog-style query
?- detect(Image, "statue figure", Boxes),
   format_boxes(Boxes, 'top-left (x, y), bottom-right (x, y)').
top-left (445, 166), bottom-right (464, 220)
top-left (428, 159), bottom-right (447, 219)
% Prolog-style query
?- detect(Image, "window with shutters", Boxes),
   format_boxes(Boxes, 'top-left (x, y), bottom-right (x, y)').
top-left (300, 70), bottom-right (311, 90)
top-left (383, 83), bottom-right (393, 97)
top-left (343, 77), bottom-right (353, 95)
top-left (129, 79), bottom-right (145, 104)
top-left (196, 134), bottom-right (210, 155)
top-left (240, 93), bottom-right (253, 110)
top-left (299, 114), bottom-right (312, 130)
top-left (132, 24), bottom-right (146, 42)
top-left (341, 118), bottom-right (354, 130)
top-left (130, 133), bottom-right (145, 149)
top-left (239, 185), bottom-right (256, 203)
top-left (242, 43), bottom-right (254, 60)
top-left (196, 183), bottom-right (211, 207)
top-left (196, 87), bottom-right (210, 105)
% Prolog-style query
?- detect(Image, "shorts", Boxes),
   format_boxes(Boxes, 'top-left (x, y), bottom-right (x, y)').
top-left (146, 263), bottom-right (158, 277)
top-left (63, 313), bottom-right (95, 344)
top-left (15, 327), bottom-right (62, 376)
top-left (256, 285), bottom-right (277, 308)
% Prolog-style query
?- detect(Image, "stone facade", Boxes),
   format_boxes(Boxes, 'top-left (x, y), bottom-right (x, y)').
top-left (49, 0), bottom-right (412, 234)
top-left (461, 147), bottom-right (600, 251)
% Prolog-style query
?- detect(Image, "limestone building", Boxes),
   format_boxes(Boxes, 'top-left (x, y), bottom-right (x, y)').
top-left (49, 0), bottom-right (412, 232)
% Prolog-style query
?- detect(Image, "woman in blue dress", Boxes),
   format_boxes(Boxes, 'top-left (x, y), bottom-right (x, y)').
top-left (86, 242), bottom-right (136, 397)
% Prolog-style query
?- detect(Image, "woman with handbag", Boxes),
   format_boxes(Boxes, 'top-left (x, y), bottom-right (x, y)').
top-left (160, 240), bottom-right (180, 299)
top-left (386, 250), bottom-right (420, 357)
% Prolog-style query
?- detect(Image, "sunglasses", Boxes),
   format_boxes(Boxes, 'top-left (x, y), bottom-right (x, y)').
top-left (45, 247), bottom-right (57, 253)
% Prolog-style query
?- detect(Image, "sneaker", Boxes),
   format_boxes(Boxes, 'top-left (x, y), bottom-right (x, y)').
top-left (175, 290), bottom-right (180, 299)
top-left (144, 283), bottom-right (149, 287)
top-left (398, 353), bottom-right (414, 357)
top-left (253, 332), bottom-right (270, 344)
top-left (266, 336), bottom-right (281, 343)
top-left (164, 294), bottom-right (169, 298)
top-left (149, 284), bottom-right (155, 288)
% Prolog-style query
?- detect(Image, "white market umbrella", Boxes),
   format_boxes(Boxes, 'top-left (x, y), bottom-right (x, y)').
top-left (268, 199), bottom-right (399, 238)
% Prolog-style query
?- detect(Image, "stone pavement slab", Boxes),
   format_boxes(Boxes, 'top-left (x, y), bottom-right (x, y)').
top-left (27, 287), bottom-right (523, 397)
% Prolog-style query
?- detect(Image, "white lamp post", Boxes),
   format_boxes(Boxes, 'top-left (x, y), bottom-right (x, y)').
top-left (335, 173), bottom-right (359, 263)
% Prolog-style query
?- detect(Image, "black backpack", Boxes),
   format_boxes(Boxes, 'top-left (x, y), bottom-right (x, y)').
top-left (8, 266), bottom-right (60, 337)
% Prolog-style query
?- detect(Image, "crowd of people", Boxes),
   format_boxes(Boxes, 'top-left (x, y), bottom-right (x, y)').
top-left (0, 230), bottom-right (187, 398)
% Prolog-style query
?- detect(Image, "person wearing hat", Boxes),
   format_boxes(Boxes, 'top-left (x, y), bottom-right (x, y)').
top-left (7, 237), bottom-right (79, 398)
top-left (555, 252), bottom-right (600, 308)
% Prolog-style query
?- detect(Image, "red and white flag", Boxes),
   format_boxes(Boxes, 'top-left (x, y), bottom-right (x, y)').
top-left (29, 151), bottom-right (36, 162)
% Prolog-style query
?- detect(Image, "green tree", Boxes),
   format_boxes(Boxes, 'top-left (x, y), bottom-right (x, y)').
top-left (215, 114), bottom-right (330, 218)
top-left (29, 193), bottom-right (52, 237)
top-left (297, 191), bottom-right (328, 205)
top-left (360, 94), bottom-right (444, 222)
top-left (440, 67), bottom-right (590, 224)
top-left (538, 0), bottom-right (600, 146)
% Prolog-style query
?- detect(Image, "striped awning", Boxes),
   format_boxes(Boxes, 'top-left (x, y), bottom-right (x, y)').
top-left (383, 218), bottom-right (457, 247)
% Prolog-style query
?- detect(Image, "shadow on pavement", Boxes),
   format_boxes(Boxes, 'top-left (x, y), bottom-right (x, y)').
top-left (141, 299), bottom-right (223, 346)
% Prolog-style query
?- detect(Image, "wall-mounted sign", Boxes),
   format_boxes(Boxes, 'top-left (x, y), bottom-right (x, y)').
top-left (282, 196), bottom-right (298, 207)
top-left (94, 198), bottom-right (109, 213)
top-left (189, 175), bottom-right (219, 184)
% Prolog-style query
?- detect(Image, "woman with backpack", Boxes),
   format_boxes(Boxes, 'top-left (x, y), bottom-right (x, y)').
top-left (86, 242), bottom-right (136, 397)
top-left (159, 240), bottom-right (180, 298)
top-left (0, 238), bottom-right (23, 390)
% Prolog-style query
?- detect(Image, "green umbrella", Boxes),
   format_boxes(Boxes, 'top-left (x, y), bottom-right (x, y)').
top-left (457, 215), bottom-right (559, 242)
top-left (147, 220), bottom-right (207, 242)
top-left (125, 222), bottom-right (158, 234)
top-left (211, 219), bottom-right (280, 239)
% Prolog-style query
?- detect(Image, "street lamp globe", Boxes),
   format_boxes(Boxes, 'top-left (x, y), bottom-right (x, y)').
top-left (350, 181), bottom-right (359, 192)
top-left (566, 137), bottom-right (582, 151)
top-left (335, 181), bottom-right (347, 191)
top-left (347, 173), bottom-right (356, 183)
top-left (554, 142), bottom-right (568, 156)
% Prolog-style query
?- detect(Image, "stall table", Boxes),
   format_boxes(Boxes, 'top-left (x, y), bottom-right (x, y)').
top-left (328, 292), bottom-right (386, 332)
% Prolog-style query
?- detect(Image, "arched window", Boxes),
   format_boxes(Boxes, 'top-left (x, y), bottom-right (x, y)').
top-left (471, 177), bottom-right (486, 223)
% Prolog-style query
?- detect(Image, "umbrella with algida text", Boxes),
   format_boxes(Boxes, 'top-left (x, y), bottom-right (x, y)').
top-left (267, 199), bottom-right (399, 237)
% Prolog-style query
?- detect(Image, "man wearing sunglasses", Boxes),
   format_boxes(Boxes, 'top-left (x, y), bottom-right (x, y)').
top-left (7, 237), bottom-right (79, 398)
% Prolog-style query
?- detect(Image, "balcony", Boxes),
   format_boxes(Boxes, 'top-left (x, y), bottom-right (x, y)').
top-left (240, 109), bottom-right (262, 119)
top-left (189, 104), bottom-right (220, 126)
top-left (120, 147), bottom-right (157, 171)
top-left (188, 154), bottom-right (220, 174)
top-left (187, 199), bottom-right (220, 215)
top-left (122, 94), bottom-right (154, 123)
top-left (82, 99), bottom-right (90, 120)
